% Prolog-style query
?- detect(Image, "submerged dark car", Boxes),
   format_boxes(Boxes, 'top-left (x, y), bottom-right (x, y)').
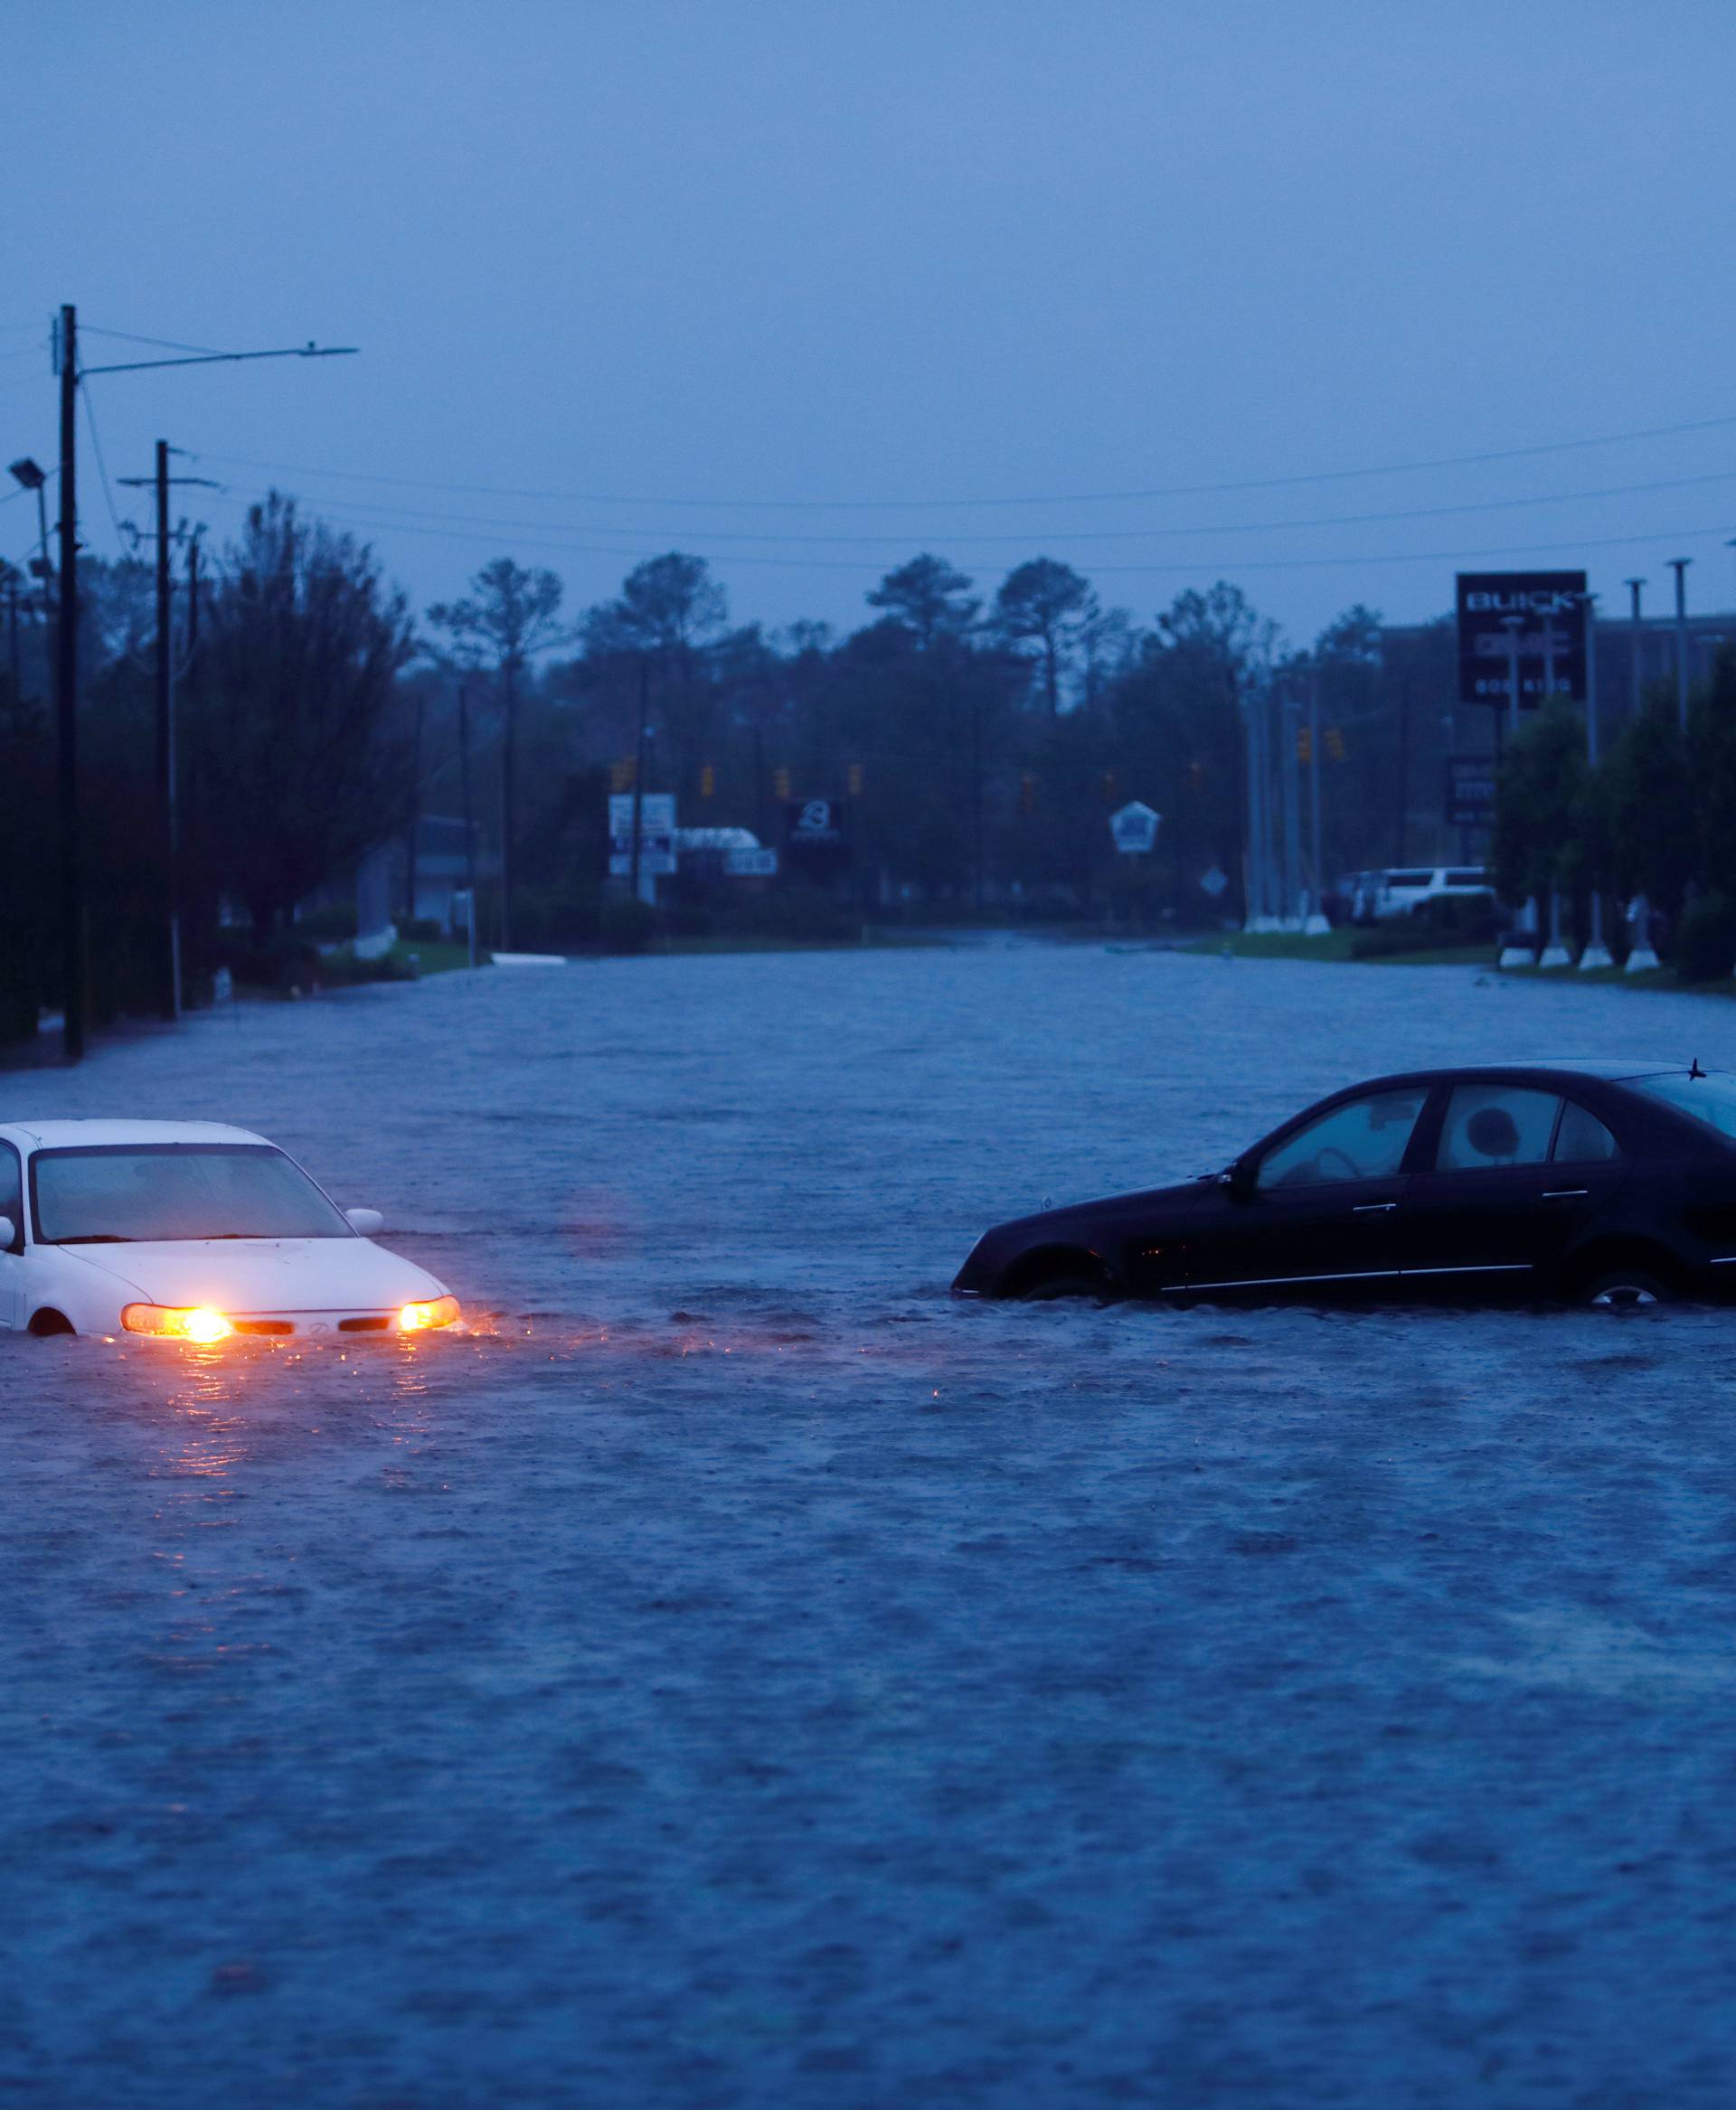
top-left (953, 1061), bottom-right (1736, 1309)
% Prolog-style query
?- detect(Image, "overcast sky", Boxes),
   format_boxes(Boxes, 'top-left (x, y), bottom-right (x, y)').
top-left (5, 0), bottom-right (1735, 650)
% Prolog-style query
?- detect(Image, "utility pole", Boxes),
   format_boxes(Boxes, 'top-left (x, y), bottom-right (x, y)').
top-left (1668, 557), bottom-right (1692, 734)
top-left (1307, 666), bottom-right (1325, 928)
top-left (1579, 593), bottom-right (1611, 970)
top-left (45, 313), bottom-right (355, 1061)
top-left (405, 687), bottom-right (424, 928)
top-left (970, 685), bottom-right (985, 914)
top-left (118, 444), bottom-right (218, 1020)
top-left (1280, 676), bottom-right (1301, 927)
top-left (3, 563), bottom-right (17, 697)
top-left (55, 304), bottom-right (82, 1062)
top-left (1623, 578), bottom-right (1645, 714)
top-left (458, 683), bottom-right (477, 966)
top-left (629, 654), bottom-right (650, 901)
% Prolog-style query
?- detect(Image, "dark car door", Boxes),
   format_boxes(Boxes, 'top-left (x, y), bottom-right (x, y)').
top-left (1399, 1084), bottom-right (1628, 1295)
top-left (1181, 1082), bottom-right (1434, 1299)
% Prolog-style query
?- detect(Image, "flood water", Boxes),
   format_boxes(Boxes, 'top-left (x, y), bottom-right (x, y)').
top-left (5, 942), bottom-right (1736, 2105)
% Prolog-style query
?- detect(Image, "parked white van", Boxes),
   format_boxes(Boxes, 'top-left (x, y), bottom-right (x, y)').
top-left (1368, 865), bottom-right (1494, 922)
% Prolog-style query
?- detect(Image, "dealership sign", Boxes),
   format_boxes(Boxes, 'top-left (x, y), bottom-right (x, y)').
top-left (1444, 753), bottom-right (1497, 830)
top-left (1456, 570), bottom-right (1587, 708)
top-left (608, 791), bottom-right (677, 878)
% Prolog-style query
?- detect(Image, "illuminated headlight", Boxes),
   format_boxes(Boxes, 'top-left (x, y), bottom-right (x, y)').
top-left (121, 1304), bottom-right (233, 1342)
top-left (399, 1295), bottom-right (460, 1333)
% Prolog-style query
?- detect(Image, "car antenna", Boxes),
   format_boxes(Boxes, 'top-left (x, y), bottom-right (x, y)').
top-left (1690, 1058), bottom-right (1707, 1079)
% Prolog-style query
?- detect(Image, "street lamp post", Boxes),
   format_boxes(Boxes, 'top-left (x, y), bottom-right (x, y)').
top-left (1668, 557), bottom-right (1693, 734)
top-left (1578, 593), bottom-right (1611, 970)
top-left (1623, 578), bottom-right (1646, 714)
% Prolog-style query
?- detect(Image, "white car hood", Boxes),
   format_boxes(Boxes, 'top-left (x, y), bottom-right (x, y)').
top-left (62, 1237), bottom-right (443, 1314)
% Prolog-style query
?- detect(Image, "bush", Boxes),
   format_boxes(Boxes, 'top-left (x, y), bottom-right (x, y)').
top-left (1674, 892), bottom-right (1736, 983)
top-left (599, 897), bottom-right (659, 955)
top-left (295, 903), bottom-right (359, 941)
top-left (215, 930), bottom-right (324, 991)
top-left (401, 916), bottom-right (444, 942)
top-left (1408, 892), bottom-right (1502, 944)
top-left (511, 889), bottom-right (604, 949)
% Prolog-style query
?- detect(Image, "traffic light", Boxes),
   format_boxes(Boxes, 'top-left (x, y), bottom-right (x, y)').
top-left (1100, 770), bottom-right (1118, 805)
top-left (772, 766), bottom-right (791, 799)
top-left (1325, 726), bottom-right (1346, 762)
top-left (847, 761), bottom-right (863, 796)
top-left (1296, 725), bottom-right (1312, 765)
top-left (1187, 759), bottom-right (1206, 793)
top-left (699, 763), bottom-right (716, 799)
top-left (610, 757), bottom-right (635, 793)
top-left (1019, 772), bottom-right (1036, 816)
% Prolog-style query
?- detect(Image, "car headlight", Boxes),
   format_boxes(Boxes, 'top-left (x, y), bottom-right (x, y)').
top-left (121, 1305), bottom-right (233, 1342)
top-left (399, 1295), bottom-right (460, 1333)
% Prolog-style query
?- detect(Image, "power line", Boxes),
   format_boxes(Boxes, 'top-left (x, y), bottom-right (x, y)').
top-left (207, 465), bottom-right (1736, 551)
top-left (81, 325), bottom-right (231, 356)
top-left (190, 411), bottom-right (1736, 513)
top-left (195, 483), bottom-right (1736, 577)
top-left (80, 384), bottom-right (134, 549)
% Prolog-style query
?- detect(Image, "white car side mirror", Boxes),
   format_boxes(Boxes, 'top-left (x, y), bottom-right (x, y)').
top-left (0, 1216), bottom-right (13, 1249)
top-left (345, 1208), bottom-right (384, 1236)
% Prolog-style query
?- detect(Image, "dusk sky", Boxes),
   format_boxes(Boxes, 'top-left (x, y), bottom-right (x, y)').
top-left (5, 0), bottom-right (1735, 649)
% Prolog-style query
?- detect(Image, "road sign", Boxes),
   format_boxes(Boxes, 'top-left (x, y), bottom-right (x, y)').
top-left (724, 847), bottom-right (778, 877)
top-left (1445, 754), bottom-right (1497, 829)
top-left (1199, 864), bottom-right (1229, 898)
top-left (1109, 800), bottom-right (1160, 853)
top-left (609, 793), bottom-right (675, 838)
top-left (1456, 571), bottom-right (1587, 708)
top-left (608, 791), bottom-right (676, 877)
top-left (785, 798), bottom-right (852, 873)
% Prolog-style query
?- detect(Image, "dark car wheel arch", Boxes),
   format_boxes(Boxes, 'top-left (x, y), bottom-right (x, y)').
top-left (1005, 1247), bottom-right (1117, 1302)
top-left (1560, 1239), bottom-right (1688, 1308)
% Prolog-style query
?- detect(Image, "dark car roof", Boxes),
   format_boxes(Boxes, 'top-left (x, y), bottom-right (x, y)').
top-left (1359, 1060), bottom-right (1701, 1088)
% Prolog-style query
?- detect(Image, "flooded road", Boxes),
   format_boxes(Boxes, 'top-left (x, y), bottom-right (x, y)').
top-left (5, 944), bottom-right (1736, 2105)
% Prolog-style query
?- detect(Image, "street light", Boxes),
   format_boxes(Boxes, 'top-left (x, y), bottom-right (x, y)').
top-left (1668, 557), bottom-right (1692, 733)
top-left (1622, 578), bottom-right (1646, 715)
top-left (8, 457), bottom-right (51, 593)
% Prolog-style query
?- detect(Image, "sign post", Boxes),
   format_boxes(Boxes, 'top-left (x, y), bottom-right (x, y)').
top-left (609, 793), bottom-right (675, 901)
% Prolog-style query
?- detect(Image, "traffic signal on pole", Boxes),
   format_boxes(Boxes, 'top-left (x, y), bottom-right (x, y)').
top-left (773, 766), bottom-right (791, 799)
top-left (1187, 759), bottom-right (1206, 793)
top-left (1019, 772), bottom-right (1036, 815)
top-left (1297, 725), bottom-right (1312, 765)
top-left (699, 763), bottom-right (715, 799)
top-left (1101, 770), bottom-right (1118, 804)
top-left (610, 757), bottom-right (635, 792)
top-left (1325, 726), bottom-right (1346, 762)
top-left (847, 761), bottom-right (863, 796)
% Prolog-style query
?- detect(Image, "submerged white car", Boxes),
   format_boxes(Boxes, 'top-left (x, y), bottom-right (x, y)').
top-left (0, 1120), bottom-right (459, 1342)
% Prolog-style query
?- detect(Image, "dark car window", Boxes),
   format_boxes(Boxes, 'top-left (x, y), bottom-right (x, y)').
top-left (1628, 1072), bottom-right (1736, 1140)
top-left (1256, 1088), bottom-right (1429, 1191)
top-left (1437, 1085), bottom-right (1561, 1171)
top-left (0, 1143), bottom-right (22, 1253)
top-left (1553, 1100), bottom-right (1620, 1163)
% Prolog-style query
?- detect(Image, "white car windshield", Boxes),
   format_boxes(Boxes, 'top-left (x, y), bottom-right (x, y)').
top-left (32, 1145), bottom-right (353, 1244)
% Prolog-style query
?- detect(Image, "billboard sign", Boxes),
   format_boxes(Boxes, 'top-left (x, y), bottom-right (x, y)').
top-left (724, 847), bottom-right (779, 877)
top-left (608, 792), bottom-right (676, 877)
top-left (1444, 753), bottom-right (1497, 830)
top-left (785, 798), bottom-right (852, 874)
top-left (1456, 571), bottom-right (1587, 708)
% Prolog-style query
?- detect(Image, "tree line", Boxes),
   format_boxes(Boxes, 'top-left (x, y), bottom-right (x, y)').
top-left (1493, 650), bottom-right (1736, 978)
top-left (1, 492), bottom-right (1467, 1041)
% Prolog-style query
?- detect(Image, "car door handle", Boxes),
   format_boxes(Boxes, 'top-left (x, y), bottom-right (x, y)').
top-left (1352, 1201), bottom-right (1398, 1213)
top-left (1542, 1189), bottom-right (1590, 1201)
